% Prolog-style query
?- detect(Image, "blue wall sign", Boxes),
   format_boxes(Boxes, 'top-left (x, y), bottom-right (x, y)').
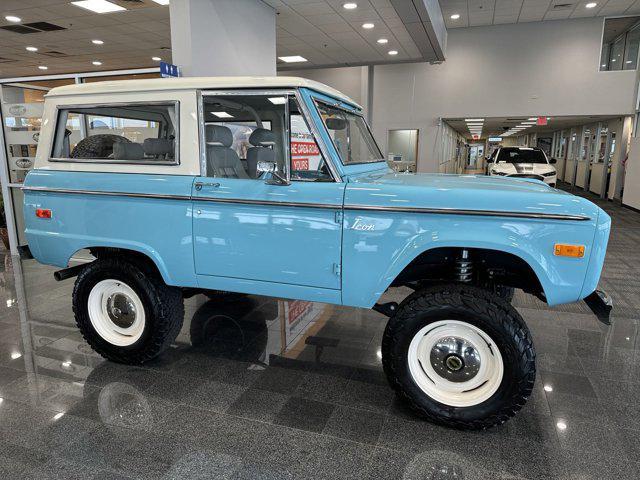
top-left (160, 61), bottom-right (180, 78)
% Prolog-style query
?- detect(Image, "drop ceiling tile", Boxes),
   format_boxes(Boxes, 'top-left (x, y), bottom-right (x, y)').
top-left (290, 2), bottom-right (336, 15)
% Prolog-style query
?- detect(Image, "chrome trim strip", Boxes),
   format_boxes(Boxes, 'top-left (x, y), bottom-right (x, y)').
top-left (21, 186), bottom-right (591, 220)
top-left (21, 186), bottom-right (190, 201)
top-left (343, 204), bottom-right (591, 221)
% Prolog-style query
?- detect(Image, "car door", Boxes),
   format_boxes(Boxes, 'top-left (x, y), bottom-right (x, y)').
top-left (192, 91), bottom-right (345, 293)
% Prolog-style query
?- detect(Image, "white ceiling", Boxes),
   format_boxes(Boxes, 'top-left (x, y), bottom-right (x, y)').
top-left (440, 0), bottom-right (640, 28)
top-left (0, 0), bottom-right (425, 79)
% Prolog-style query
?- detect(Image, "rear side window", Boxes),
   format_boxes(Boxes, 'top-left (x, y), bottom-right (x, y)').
top-left (51, 103), bottom-right (178, 164)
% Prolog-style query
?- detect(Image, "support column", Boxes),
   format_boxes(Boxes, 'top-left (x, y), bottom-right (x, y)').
top-left (170, 0), bottom-right (276, 77)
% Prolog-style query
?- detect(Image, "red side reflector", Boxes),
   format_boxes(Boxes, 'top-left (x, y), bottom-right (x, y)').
top-left (36, 208), bottom-right (52, 219)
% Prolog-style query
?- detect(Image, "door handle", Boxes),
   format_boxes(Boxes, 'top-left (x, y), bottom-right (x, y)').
top-left (195, 182), bottom-right (220, 191)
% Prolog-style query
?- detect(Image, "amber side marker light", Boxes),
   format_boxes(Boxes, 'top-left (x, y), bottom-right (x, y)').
top-left (36, 208), bottom-right (52, 219)
top-left (554, 244), bottom-right (585, 258)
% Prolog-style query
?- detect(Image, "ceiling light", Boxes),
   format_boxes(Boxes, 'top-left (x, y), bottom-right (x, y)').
top-left (5, 15), bottom-right (21, 23)
top-left (151, 56), bottom-right (162, 61)
top-left (26, 46), bottom-right (38, 52)
top-left (522, 121), bottom-right (536, 125)
top-left (528, 117), bottom-right (537, 121)
top-left (62, 360), bottom-right (72, 368)
top-left (465, 118), bottom-right (484, 122)
top-left (53, 412), bottom-right (65, 421)
top-left (343, 2), bottom-right (357, 9)
top-left (211, 111), bottom-right (233, 118)
top-left (450, 14), bottom-right (460, 20)
top-left (10, 352), bottom-right (21, 360)
top-left (92, 39), bottom-right (104, 45)
top-left (92, 61), bottom-right (102, 66)
top-left (38, 66), bottom-right (48, 70)
top-left (585, 2), bottom-right (597, 8)
top-left (71, 0), bottom-right (126, 14)
top-left (388, 50), bottom-right (398, 55)
top-left (151, 0), bottom-right (170, 4)
top-left (362, 23), bottom-right (374, 29)
top-left (544, 385), bottom-right (553, 392)
top-left (377, 38), bottom-right (388, 44)
top-left (556, 421), bottom-right (567, 431)
top-left (268, 97), bottom-right (287, 105)
top-left (278, 55), bottom-right (307, 63)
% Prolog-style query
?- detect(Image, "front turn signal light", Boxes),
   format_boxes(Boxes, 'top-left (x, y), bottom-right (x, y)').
top-left (554, 244), bottom-right (584, 258)
top-left (35, 208), bottom-right (52, 219)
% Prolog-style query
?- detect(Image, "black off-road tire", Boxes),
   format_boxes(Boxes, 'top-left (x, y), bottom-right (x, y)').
top-left (494, 285), bottom-right (515, 303)
top-left (70, 134), bottom-right (130, 159)
top-left (382, 283), bottom-right (535, 430)
top-left (72, 257), bottom-right (184, 364)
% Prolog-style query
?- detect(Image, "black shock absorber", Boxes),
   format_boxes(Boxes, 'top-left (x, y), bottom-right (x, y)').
top-left (455, 249), bottom-right (473, 283)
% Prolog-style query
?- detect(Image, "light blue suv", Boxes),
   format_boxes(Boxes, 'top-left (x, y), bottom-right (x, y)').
top-left (22, 77), bottom-right (611, 429)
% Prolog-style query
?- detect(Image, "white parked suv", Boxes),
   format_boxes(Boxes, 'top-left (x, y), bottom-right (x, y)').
top-left (487, 146), bottom-right (557, 187)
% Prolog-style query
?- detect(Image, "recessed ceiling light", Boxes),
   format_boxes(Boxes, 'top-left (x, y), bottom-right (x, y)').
top-left (556, 421), bottom-right (567, 431)
top-left (26, 46), bottom-right (38, 52)
top-left (450, 14), bottom-right (460, 20)
top-left (268, 97), bottom-right (287, 105)
top-left (362, 23), bottom-right (374, 29)
top-left (151, 56), bottom-right (162, 61)
top-left (53, 412), bottom-right (65, 421)
top-left (388, 50), bottom-right (398, 55)
top-left (71, 0), bottom-right (126, 14)
top-left (211, 111), bottom-right (233, 118)
top-left (38, 66), bottom-right (48, 70)
top-left (343, 2), bottom-right (357, 9)
top-left (585, 2), bottom-right (597, 8)
top-left (465, 118), bottom-right (484, 122)
top-left (278, 55), bottom-right (307, 63)
top-left (151, 0), bottom-right (170, 5)
top-left (5, 15), bottom-right (21, 23)
top-left (528, 117), bottom-right (537, 121)
top-left (377, 38), bottom-right (388, 44)
top-left (92, 39), bottom-right (104, 45)
top-left (92, 61), bottom-right (102, 66)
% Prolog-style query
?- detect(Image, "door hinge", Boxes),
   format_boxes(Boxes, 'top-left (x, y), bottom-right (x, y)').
top-left (334, 211), bottom-right (344, 224)
top-left (333, 263), bottom-right (342, 276)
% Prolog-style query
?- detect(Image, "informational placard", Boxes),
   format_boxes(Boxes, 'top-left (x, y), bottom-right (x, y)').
top-left (160, 61), bottom-right (180, 78)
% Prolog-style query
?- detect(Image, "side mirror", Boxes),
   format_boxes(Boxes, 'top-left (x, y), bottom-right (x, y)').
top-left (257, 161), bottom-right (290, 186)
top-left (549, 158), bottom-right (557, 164)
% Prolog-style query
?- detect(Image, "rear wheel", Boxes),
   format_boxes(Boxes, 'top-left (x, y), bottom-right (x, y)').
top-left (382, 283), bottom-right (535, 429)
top-left (73, 257), bottom-right (184, 364)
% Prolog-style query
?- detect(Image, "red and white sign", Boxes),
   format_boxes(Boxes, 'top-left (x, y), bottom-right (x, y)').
top-left (537, 116), bottom-right (548, 126)
top-left (472, 134), bottom-right (480, 140)
top-left (291, 139), bottom-right (321, 171)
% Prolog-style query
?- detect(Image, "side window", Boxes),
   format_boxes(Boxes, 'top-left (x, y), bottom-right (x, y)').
top-left (201, 93), bottom-right (331, 181)
top-left (51, 103), bottom-right (177, 163)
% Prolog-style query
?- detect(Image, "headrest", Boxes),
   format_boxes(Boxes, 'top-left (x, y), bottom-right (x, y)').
top-left (113, 142), bottom-right (144, 160)
top-left (206, 125), bottom-right (233, 148)
top-left (249, 128), bottom-right (276, 147)
top-left (143, 138), bottom-right (174, 156)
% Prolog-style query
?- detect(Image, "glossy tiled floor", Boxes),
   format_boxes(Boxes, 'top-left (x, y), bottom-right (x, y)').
top-left (1, 187), bottom-right (640, 479)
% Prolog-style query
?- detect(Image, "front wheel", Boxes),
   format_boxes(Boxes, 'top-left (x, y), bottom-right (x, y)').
top-left (72, 257), bottom-right (184, 364)
top-left (382, 284), bottom-right (535, 429)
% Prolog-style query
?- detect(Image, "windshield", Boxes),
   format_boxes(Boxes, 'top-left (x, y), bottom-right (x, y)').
top-left (315, 101), bottom-right (383, 165)
top-left (496, 148), bottom-right (548, 164)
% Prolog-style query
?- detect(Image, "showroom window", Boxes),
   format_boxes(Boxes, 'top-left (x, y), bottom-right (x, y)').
top-left (51, 103), bottom-right (178, 164)
top-left (600, 17), bottom-right (640, 71)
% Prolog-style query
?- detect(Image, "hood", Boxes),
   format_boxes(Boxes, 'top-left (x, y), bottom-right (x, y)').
top-left (491, 163), bottom-right (556, 175)
top-left (345, 172), bottom-right (599, 220)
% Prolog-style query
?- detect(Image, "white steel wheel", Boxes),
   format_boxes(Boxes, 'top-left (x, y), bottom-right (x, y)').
top-left (87, 279), bottom-right (146, 347)
top-left (407, 320), bottom-right (504, 408)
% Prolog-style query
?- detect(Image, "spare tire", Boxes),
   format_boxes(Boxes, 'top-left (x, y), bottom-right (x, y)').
top-left (71, 134), bottom-right (131, 159)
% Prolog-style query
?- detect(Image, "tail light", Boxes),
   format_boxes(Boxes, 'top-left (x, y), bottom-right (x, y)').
top-left (35, 208), bottom-right (52, 219)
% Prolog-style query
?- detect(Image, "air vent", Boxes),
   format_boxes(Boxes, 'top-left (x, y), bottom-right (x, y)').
top-left (23, 22), bottom-right (66, 32)
top-left (40, 50), bottom-right (68, 57)
top-left (553, 3), bottom-right (574, 10)
top-left (0, 25), bottom-right (39, 34)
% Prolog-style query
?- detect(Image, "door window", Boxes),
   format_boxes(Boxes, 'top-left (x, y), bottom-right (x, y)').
top-left (201, 93), bottom-right (331, 181)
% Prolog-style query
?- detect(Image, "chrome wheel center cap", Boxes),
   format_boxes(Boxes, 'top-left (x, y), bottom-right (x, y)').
top-left (106, 293), bottom-right (137, 329)
top-left (430, 335), bottom-right (481, 383)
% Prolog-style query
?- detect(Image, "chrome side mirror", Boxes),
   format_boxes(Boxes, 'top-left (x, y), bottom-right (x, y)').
top-left (257, 160), bottom-right (289, 186)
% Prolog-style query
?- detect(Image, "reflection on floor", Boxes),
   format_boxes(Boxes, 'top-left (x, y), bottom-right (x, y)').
top-left (1, 188), bottom-right (640, 479)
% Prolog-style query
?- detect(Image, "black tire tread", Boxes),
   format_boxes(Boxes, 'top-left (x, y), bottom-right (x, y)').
top-left (382, 283), bottom-right (535, 430)
top-left (72, 257), bottom-right (184, 365)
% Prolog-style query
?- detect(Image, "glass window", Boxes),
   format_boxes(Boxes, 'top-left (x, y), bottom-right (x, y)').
top-left (315, 102), bottom-right (382, 165)
top-left (51, 103), bottom-right (178, 163)
top-left (496, 147), bottom-right (547, 164)
top-left (624, 25), bottom-right (640, 69)
top-left (202, 93), bottom-right (331, 181)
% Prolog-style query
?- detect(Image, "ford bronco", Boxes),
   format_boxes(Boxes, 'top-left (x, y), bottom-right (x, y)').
top-left (22, 77), bottom-right (611, 429)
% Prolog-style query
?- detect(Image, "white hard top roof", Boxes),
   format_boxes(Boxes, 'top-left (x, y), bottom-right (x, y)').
top-left (46, 76), bottom-right (361, 108)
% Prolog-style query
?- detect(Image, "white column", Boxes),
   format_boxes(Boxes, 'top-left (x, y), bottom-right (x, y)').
top-left (170, 0), bottom-right (277, 77)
